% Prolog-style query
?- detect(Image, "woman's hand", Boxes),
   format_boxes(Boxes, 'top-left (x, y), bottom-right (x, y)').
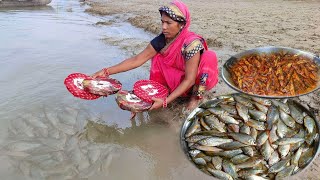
top-left (149, 97), bottom-right (164, 110)
top-left (91, 69), bottom-right (108, 79)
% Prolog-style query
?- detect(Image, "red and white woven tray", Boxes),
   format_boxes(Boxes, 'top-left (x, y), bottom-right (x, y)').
top-left (64, 73), bottom-right (100, 100)
top-left (133, 79), bottom-right (168, 103)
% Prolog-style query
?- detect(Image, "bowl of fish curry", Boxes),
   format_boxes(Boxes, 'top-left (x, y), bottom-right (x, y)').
top-left (180, 93), bottom-right (320, 180)
top-left (222, 46), bottom-right (320, 98)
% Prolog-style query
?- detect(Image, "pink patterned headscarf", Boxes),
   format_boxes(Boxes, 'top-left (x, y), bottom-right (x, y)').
top-left (150, 0), bottom-right (214, 95)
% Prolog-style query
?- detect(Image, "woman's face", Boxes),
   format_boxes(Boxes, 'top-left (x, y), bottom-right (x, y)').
top-left (161, 13), bottom-right (182, 40)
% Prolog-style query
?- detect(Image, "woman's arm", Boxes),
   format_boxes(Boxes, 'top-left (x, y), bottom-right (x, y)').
top-left (150, 51), bottom-right (201, 110)
top-left (92, 43), bottom-right (157, 78)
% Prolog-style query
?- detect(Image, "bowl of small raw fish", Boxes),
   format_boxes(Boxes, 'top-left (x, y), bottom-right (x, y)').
top-left (180, 93), bottom-right (320, 180)
top-left (222, 46), bottom-right (320, 99)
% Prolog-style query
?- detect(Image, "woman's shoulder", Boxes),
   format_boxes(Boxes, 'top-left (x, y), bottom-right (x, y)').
top-left (150, 34), bottom-right (166, 52)
top-left (182, 38), bottom-right (205, 60)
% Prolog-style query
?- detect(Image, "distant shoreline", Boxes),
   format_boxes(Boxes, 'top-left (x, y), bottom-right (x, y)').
top-left (0, 0), bottom-right (52, 8)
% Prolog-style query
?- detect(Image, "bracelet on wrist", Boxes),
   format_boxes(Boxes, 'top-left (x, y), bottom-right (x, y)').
top-left (162, 98), bottom-right (167, 108)
top-left (103, 68), bottom-right (110, 76)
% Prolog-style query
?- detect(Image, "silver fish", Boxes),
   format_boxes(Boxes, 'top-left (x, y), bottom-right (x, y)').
top-left (275, 165), bottom-right (295, 179)
top-left (197, 109), bottom-right (212, 118)
top-left (276, 118), bottom-right (289, 138)
top-left (227, 124), bottom-right (240, 133)
top-left (240, 124), bottom-right (251, 135)
top-left (275, 137), bottom-right (305, 145)
top-left (279, 109), bottom-right (295, 128)
top-left (268, 156), bottom-right (291, 173)
top-left (306, 130), bottom-right (318, 145)
top-left (266, 105), bottom-right (279, 130)
top-left (207, 168), bottom-right (233, 180)
top-left (256, 131), bottom-right (268, 146)
top-left (271, 99), bottom-right (290, 114)
top-left (230, 154), bottom-right (250, 164)
top-left (218, 114), bottom-right (239, 124)
top-left (291, 146), bottom-right (304, 166)
top-left (211, 156), bottom-right (223, 170)
top-left (217, 141), bottom-right (249, 150)
top-left (216, 149), bottom-right (243, 158)
top-left (23, 113), bottom-right (48, 129)
top-left (207, 107), bottom-right (228, 115)
top-left (269, 124), bottom-right (279, 144)
top-left (194, 129), bottom-right (227, 137)
top-left (246, 119), bottom-right (266, 131)
top-left (197, 137), bottom-right (233, 147)
top-left (193, 157), bottom-right (207, 165)
top-left (234, 95), bottom-right (254, 108)
top-left (290, 128), bottom-right (306, 152)
top-left (228, 132), bottom-right (256, 145)
top-left (189, 107), bottom-right (206, 118)
top-left (299, 147), bottom-right (314, 168)
top-left (235, 157), bottom-right (262, 169)
top-left (190, 144), bottom-right (223, 152)
top-left (268, 150), bottom-right (280, 166)
top-left (236, 102), bottom-right (250, 122)
top-left (199, 166), bottom-right (212, 176)
top-left (242, 146), bottom-right (254, 157)
top-left (250, 97), bottom-right (271, 106)
top-left (204, 116), bottom-right (226, 132)
top-left (245, 174), bottom-right (269, 180)
top-left (253, 102), bottom-right (269, 114)
top-left (5, 141), bottom-right (42, 152)
top-left (288, 101), bottom-right (304, 124)
top-left (185, 118), bottom-right (200, 138)
top-left (188, 149), bottom-right (201, 158)
top-left (260, 140), bottom-right (273, 161)
top-left (200, 117), bottom-right (211, 130)
top-left (250, 127), bottom-right (258, 140)
top-left (249, 109), bottom-right (267, 122)
top-left (200, 99), bottom-right (225, 109)
top-left (194, 151), bottom-right (207, 159)
top-left (222, 159), bottom-right (238, 179)
top-left (202, 155), bottom-right (213, 163)
top-left (304, 115), bottom-right (316, 134)
top-left (185, 134), bottom-right (211, 143)
top-left (238, 169), bottom-right (265, 178)
top-left (220, 104), bottom-right (238, 115)
top-left (278, 144), bottom-right (290, 159)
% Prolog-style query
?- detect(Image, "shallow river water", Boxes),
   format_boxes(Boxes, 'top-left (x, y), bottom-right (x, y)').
top-left (0, 0), bottom-right (214, 179)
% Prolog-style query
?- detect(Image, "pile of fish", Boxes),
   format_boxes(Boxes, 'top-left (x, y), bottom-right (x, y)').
top-left (1, 106), bottom-right (124, 179)
top-left (182, 94), bottom-right (319, 180)
top-left (228, 52), bottom-right (319, 96)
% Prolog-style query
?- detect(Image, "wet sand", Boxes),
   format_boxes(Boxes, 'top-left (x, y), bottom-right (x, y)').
top-left (85, 0), bottom-right (320, 179)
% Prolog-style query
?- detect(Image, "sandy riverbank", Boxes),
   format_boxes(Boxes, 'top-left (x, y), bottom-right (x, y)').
top-left (85, 0), bottom-right (320, 178)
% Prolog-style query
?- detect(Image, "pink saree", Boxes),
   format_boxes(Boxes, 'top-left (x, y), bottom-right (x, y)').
top-left (150, 0), bottom-right (218, 97)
